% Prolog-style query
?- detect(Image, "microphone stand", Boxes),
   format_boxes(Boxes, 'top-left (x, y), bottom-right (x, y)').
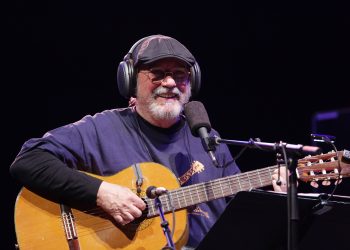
top-left (154, 196), bottom-right (175, 250)
top-left (210, 136), bottom-right (321, 250)
top-left (211, 137), bottom-right (321, 156)
top-left (287, 156), bottom-right (299, 250)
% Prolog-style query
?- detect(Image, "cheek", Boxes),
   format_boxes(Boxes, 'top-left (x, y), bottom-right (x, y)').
top-left (136, 82), bottom-right (157, 98)
top-left (178, 84), bottom-right (189, 92)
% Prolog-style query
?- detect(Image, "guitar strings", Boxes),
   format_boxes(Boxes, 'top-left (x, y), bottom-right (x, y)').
top-left (158, 167), bottom-right (276, 211)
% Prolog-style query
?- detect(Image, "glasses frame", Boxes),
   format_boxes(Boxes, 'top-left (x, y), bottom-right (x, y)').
top-left (139, 67), bottom-right (191, 85)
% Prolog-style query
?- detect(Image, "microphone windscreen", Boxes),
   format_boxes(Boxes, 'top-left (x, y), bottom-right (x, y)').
top-left (146, 185), bottom-right (156, 198)
top-left (184, 101), bottom-right (211, 137)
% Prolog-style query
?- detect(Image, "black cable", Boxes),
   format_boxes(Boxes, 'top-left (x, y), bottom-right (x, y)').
top-left (164, 191), bottom-right (176, 239)
top-left (280, 143), bottom-right (289, 188)
top-left (233, 138), bottom-right (262, 162)
top-left (275, 152), bottom-right (283, 186)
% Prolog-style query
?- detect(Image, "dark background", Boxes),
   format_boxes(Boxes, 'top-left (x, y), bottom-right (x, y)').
top-left (4, 1), bottom-right (350, 249)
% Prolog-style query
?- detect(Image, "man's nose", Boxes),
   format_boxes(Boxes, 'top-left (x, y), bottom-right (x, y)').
top-left (160, 76), bottom-right (177, 87)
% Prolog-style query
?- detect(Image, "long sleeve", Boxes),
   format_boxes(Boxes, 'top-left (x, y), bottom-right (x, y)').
top-left (10, 148), bottom-right (102, 210)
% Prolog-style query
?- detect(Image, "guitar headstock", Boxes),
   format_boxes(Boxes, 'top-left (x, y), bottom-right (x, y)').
top-left (296, 150), bottom-right (350, 183)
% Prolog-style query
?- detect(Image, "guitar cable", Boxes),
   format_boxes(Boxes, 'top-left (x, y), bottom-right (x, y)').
top-left (164, 191), bottom-right (176, 239)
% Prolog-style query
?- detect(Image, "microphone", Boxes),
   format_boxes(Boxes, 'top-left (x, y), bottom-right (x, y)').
top-left (184, 101), bottom-right (219, 167)
top-left (146, 186), bottom-right (168, 199)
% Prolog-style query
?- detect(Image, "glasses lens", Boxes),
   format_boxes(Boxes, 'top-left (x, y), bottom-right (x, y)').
top-left (149, 69), bottom-right (165, 81)
top-left (149, 68), bottom-right (190, 83)
top-left (172, 69), bottom-right (189, 82)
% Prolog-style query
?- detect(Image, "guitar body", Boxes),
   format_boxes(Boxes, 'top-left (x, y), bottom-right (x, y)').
top-left (14, 162), bottom-right (189, 250)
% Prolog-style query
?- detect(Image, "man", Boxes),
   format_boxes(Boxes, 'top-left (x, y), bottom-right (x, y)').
top-left (10, 34), bottom-right (285, 249)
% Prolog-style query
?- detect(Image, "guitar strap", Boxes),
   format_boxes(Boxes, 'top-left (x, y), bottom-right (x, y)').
top-left (132, 163), bottom-right (144, 194)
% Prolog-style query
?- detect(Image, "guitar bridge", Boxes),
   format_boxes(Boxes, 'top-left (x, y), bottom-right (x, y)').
top-left (60, 204), bottom-right (82, 249)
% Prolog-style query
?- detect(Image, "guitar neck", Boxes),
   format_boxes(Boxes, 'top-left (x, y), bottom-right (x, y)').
top-left (146, 165), bottom-right (276, 217)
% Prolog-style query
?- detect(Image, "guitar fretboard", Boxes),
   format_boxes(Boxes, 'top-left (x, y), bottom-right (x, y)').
top-left (145, 165), bottom-right (277, 217)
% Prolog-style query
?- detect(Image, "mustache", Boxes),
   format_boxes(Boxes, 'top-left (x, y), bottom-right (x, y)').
top-left (152, 86), bottom-right (181, 97)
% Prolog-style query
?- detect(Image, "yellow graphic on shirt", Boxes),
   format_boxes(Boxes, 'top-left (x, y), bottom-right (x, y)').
top-left (188, 205), bottom-right (210, 218)
top-left (178, 160), bottom-right (205, 185)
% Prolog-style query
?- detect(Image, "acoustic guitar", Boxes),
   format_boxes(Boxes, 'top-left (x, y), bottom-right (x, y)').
top-left (14, 151), bottom-right (350, 249)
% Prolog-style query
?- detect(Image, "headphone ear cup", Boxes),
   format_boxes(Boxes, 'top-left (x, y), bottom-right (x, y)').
top-left (117, 58), bottom-right (135, 99)
top-left (190, 61), bottom-right (201, 97)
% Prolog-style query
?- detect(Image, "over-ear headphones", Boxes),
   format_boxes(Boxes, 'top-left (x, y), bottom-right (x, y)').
top-left (117, 35), bottom-right (201, 99)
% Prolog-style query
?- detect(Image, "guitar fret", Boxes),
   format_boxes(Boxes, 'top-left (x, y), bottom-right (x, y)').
top-left (240, 173), bottom-right (248, 190)
top-left (228, 177), bottom-right (234, 194)
top-left (182, 188), bottom-right (187, 207)
top-left (148, 199), bottom-right (155, 216)
top-left (160, 196), bottom-right (167, 212)
top-left (220, 182), bottom-right (224, 197)
top-left (189, 188), bottom-right (194, 205)
top-left (196, 185), bottom-right (201, 203)
top-left (247, 173), bottom-right (252, 190)
top-left (202, 183), bottom-right (209, 201)
top-left (237, 176), bottom-right (242, 191)
top-left (164, 195), bottom-right (169, 210)
top-left (257, 169), bottom-right (263, 186)
top-left (212, 182), bottom-right (217, 199)
top-left (175, 191), bottom-right (181, 210)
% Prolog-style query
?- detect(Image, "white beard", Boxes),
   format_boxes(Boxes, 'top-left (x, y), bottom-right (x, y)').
top-left (147, 85), bottom-right (191, 120)
top-left (149, 99), bottom-right (183, 120)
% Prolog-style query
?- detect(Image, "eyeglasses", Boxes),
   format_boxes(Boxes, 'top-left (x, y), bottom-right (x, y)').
top-left (140, 67), bottom-right (190, 84)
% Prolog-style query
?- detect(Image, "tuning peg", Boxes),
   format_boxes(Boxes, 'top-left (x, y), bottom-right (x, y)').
top-left (322, 180), bottom-right (331, 186)
top-left (335, 179), bottom-right (343, 185)
top-left (310, 170), bottom-right (319, 182)
top-left (311, 181), bottom-right (319, 188)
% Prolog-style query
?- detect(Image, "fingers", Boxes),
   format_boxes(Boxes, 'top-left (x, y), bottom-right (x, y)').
top-left (118, 212), bottom-right (135, 225)
top-left (96, 182), bottom-right (147, 226)
top-left (272, 178), bottom-right (287, 193)
top-left (112, 206), bottom-right (143, 226)
top-left (111, 197), bottom-right (145, 225)
top-left (114, 215), bottom-right (124, 225)
top-left (126, 204), bottom-right (144, 218)
top-left (271, 170), bottom-right (287, 192)
top-left (130, 195), bottom-right (147, 211)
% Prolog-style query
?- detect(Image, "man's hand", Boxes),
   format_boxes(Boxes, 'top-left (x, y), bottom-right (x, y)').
top-left (96, 181), bottom-right (146, 226)
top-left (271, 167), bottom-right (289, 192)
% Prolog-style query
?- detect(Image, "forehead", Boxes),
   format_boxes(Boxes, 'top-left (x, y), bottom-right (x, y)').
top-left (142, 58), bottom-right (189, 69)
